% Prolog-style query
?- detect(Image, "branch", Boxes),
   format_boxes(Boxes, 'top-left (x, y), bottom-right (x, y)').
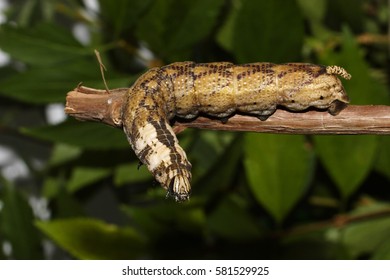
top-left (65, 86), bottom-right (390, 135)
top-left (65, 86), bottom-right (127, 128)
top-left (280, 207), bottom-right (390, 238)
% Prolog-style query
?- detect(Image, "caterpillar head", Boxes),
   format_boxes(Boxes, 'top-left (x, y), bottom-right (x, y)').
top-left (279, 64), bottom-right (351, 115)
top-left (168, 175), bottom-right (191, 202)
top-left (325, 65), bottom-right (351, 115)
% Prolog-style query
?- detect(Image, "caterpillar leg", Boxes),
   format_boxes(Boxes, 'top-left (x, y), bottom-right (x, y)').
top-left (256, 108), bottom-right (276, 121)
top-left (328, 100), bottom-right (348, 116)
top-left (219, 116), bottom-right (230, 124)
top-left (257, 115), bottom-right (272, 121)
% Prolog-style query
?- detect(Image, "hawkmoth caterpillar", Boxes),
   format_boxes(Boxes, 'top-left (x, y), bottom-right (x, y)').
top-left (122, 62), bottom-right (351, 201)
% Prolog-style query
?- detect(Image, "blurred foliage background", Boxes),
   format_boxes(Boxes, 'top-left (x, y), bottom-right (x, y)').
top-left (0, 0), bottom-right (390, 260)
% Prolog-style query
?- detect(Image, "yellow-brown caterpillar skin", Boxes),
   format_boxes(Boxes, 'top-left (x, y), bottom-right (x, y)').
top-left (122, 62), bottom-right (351, 201)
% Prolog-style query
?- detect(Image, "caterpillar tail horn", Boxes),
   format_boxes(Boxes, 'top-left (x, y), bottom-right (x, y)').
top-left (326, 65), bottom-right (352, 80)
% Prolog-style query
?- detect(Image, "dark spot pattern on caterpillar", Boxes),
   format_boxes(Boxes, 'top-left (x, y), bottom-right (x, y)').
top-left (122, 62), bottom-right (351, 201)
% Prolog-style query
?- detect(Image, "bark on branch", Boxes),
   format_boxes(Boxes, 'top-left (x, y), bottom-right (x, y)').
top-left (65, 86), bottom-right (390, 135)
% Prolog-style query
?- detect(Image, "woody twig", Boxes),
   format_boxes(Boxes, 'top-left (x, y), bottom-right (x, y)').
top-left (65, 86), bottom-right (390, 135)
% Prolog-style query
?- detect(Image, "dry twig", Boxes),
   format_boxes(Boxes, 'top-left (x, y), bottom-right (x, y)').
top-left (65, 85), bottom-right (390, 135)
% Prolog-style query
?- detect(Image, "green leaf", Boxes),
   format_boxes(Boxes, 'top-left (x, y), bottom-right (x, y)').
top-left (99, 0), bottom-right (153, 38)
top-left (42, 176), bottom-right (87, 218)
top-left (296, 0), bottom-right (327, 22)
top-left (48, 144), bottom-right (82, 167)
top-left (135, 0), bottom-right (168, 55)
top-left (314, 135), bottom-right (377, 198)
top-left (12, 0), bottom-right (55, 27)
top-left (193, 133), bottom-right (242, 195)
top-left (339, 204), bottom-right (390, 259)
top-left (122, 202), bottom-right (205, 238)
top-left (21, 120), bottom-right (130, 150)
top-left (0, 59), bottom-right (132, 104)
top-left (315, 28), bottom-right (386, 199)
top-left (232, 0), bottom-right (305, 62)
top-left (372, 238), bottom-right (390, 260)
top-left (114, 162), bottom-right (153, 186)
top-left (320, 27), bottom-right (389, 106)
top-left (67, 167), bottom-right (112, 193)
top-left (374, 136), bottom-right (390, 180)
top-left (36, 218), bottom-right (146, 259)
top-left (17, 0), bottom-right (40, 27)
top-left (190, 131), bottom-right (236, 179)
top-left (326, 0), bottom-right (364, 33)
top-left (207, 195), bottom-right (263, 241)
top-left (42, 176), bottom-right (62, 199)
top-left (0, 186), bottom-right (43, 259)
top-left (281, 236), bottom-right (351, 260)
top-left (0, 23), bottom-right (91, 66)
top-left (53, 188), bottom-right (86, 218)
top-left (216, 0), bottom-right (239, 53)
top-left (166, 0), bottom-right (224, 52)
top-left (244, 134), bottom-right (313, 223)
top-left (136, 0), bottom-right (224, 59)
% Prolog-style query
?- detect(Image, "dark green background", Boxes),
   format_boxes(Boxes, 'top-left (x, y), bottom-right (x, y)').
top-left (0, 0), bottom-right (389, 259)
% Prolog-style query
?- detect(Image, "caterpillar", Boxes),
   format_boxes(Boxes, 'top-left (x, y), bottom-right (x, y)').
top-left (122, 62), bottom-right (351, 201)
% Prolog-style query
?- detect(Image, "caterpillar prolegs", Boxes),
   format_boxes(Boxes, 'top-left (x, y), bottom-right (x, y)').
top-left (122, 62), bottom-right (351, 201)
